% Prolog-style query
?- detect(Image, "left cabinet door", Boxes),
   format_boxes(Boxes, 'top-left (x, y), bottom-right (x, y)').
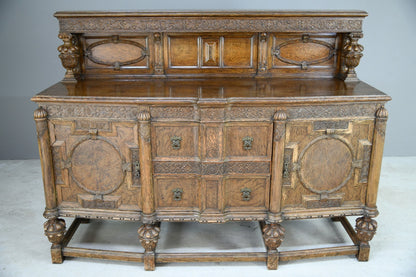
top-left (48, 116), bottom-right (142, 215)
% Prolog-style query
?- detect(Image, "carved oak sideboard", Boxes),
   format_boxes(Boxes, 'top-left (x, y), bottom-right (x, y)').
top-left (32, 11), bottom-right (390, 270)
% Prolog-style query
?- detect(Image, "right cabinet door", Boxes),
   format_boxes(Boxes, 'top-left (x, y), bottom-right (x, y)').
top-left (281, 118), bottom-right (374, 214)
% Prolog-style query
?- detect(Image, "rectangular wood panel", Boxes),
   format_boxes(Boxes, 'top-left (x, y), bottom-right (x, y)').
top-left (165, 33), bottom-right (256, 74)
top-left (223, 36), bottom-right (254, 68)
top-left (168, 36), bottom-right (199, 67)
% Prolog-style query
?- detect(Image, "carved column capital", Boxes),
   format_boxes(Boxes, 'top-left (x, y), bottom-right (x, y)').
top-left (137, 111), bottom-right (151, 121)
top-left (376, 106), bottom-right (388, 119)
top-left (273, 110), bottom-right (287, 121)
top-left (341, 32), bottom-right (364, 82)
top-left (58, 33), bottom-right (80, 83)
top-left (34, 107), bottom-right (48, 120)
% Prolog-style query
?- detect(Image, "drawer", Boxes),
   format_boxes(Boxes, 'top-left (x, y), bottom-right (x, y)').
top-left (152, 123), bottom-right (199, 159)
top-left (225, 123), bottom-right (272, 159)
top-left (155, 177), bottom-right (199, 209)
top-left (224, 176), bottom-right (269, 209)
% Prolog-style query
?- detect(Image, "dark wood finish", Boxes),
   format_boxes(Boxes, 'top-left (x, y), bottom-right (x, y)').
top-left (33, 10), bottom-right (389, 270)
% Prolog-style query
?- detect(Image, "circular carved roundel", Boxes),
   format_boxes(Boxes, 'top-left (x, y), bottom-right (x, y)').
top-left (70, 138), bottom-right (124, 195)
top-left (298, 136), bottom-right (353, 194)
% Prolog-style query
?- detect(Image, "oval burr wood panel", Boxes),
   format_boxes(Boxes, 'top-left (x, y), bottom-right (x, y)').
top-left (70, 138), bottom-right (125, 195)
top-left (298, 136), bottom-right (353, 194)
top-left (86, 38), bottom-right (147, 67)
top-left (274, 37), bottom-right (334, 68)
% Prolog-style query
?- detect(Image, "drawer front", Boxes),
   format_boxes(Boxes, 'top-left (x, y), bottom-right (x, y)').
top-left (155, 177), bottom-right (199, 209)
top-left (152, 123), bottom-right (199, 159)
top-left (224, 177), bottom-right (269, 209)
top-left (225, 123), bottom-right (272, 159)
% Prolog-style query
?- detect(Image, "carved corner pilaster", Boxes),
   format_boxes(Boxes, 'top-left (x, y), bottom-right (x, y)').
top-left (58, 33), bottom-right (81, 83)
top-left (355, 216), bottom-right (377, 261)
top-left (340, 32), bottom-right (364, 82)
top-left (269, 110), bottom-right (287, 215)
top-left (138, 223), bottom-right (160, 271)
top-left (34, 107), bottom-right (48, 120)
top-left (44, 217), bottom-right (66, 263)
top-left (262, 223), bottom-right (285, 270)
top-left (376, 106), bottom-right (388, 119)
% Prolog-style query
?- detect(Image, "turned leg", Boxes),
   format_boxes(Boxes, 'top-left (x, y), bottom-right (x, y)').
top-left (138, 223), bottom-right (160, 271)
top-left (262, 222), bottom-right (285, 270)
top-left (355, 216), bottom-right (377, 261)
top-left (44, 217), bottom-right (66, 263)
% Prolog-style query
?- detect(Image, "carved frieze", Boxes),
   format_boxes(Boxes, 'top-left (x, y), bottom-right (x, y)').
top-left (150, 106), bottom-right (197, 121)
top-left (226, 106), bottom-right (275, 121)
top-left (44, 104), bottom-right (138, 120)
top-left (59, 17), bottom-right (363, 33)
top-left (287, 104), bottom-right (377, 119)
top-left (153, 161), bottom-right (201, 174)
top-left (153, 161), bottom-right (270, 175)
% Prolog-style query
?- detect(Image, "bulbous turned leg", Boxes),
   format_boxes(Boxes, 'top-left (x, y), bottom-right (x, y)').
top-left (262, 223), bottom-right (285, 270)
top-left (138, 223), bottom-right (160, 271)
top-left (44, 217), bottom-right (66, 263)
top-left (355, 216), bottom-right (377, 261)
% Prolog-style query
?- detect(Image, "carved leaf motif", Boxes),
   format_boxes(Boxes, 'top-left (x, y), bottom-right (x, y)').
top-left (60, 17), bottom-right (362, 33)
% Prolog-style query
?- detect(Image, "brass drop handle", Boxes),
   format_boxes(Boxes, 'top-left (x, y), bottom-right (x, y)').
top-left (242, 136), bottom-right (253, 150)
top-left (172, 188), bottom-right (183, 201)
top-left (171, 136), bottom-right (182, 150)
top-left (241, 187), bottom-right (251, 201)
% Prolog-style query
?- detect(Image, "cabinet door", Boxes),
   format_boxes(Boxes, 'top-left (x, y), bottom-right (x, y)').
top-left (281, 119), bottom-right (374, 213)
top-left (49, 119), bottom-right (141, 213)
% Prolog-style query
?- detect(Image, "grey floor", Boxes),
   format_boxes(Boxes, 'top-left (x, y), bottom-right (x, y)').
top-left (0, 157), bottom-right (415, 277)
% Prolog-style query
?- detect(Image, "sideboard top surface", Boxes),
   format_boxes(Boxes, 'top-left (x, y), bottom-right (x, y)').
top-left (54, 10), bottom-right (368, 17)
top-left (32, 78), bottom-right (390, 105)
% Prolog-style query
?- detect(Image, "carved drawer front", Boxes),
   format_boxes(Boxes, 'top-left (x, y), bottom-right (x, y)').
top-left (225, 123), bottom-right (272, 159)
top-left (155, 177), bottom-right (199, 209)
top-left (224, 177), bottom-right (269, 209)
top-left (281, 119), bottom-right (375, 212)
top-left (152, 123), bottom-right (199, 159)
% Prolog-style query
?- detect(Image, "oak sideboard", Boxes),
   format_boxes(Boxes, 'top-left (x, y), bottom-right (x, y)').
top-left (32, 10), bottom-right (390, 270)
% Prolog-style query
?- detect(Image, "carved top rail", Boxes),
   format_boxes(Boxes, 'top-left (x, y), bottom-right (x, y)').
top-left (54, 10), bottom-right (368, 82)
